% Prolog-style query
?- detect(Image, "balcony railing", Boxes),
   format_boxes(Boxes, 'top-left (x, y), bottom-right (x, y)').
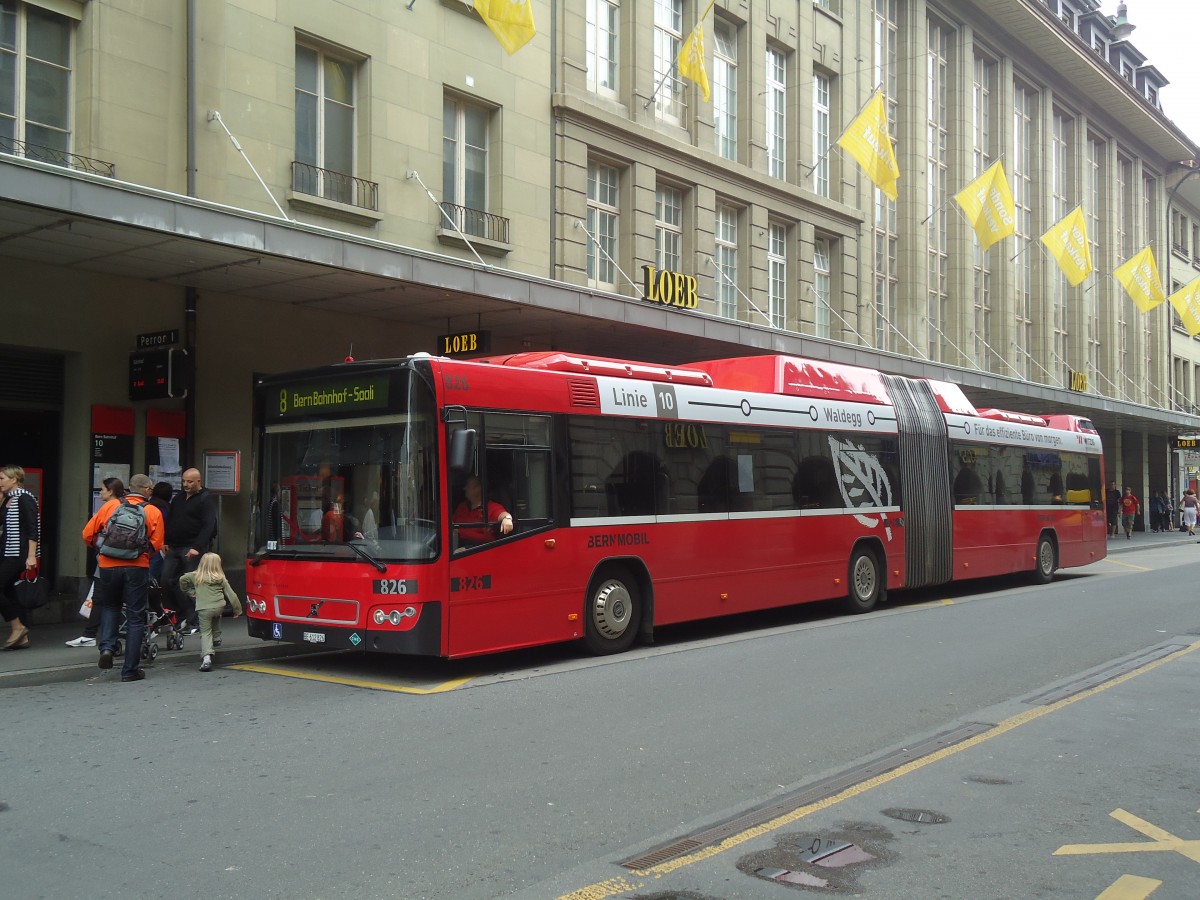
top-left (438, 201), bottom-right (510, 244)
top-left (291, 161), bottom-right (379, 211)
top-left (0, 136), bottom-right (115, 177)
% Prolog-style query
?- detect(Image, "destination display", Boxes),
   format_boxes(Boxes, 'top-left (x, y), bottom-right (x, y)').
top-left (268, 374), bottom-right (390, 420)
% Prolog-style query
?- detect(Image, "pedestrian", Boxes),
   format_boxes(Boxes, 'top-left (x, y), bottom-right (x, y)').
top-left (65, 476), bottom-right (125, 648)
top-left (1105, 480), bottom-right (1120, 537)
top-left (1149, 491), bottom-right (1165, 533)
top-left (82, 473), bottom-right (165, 681)
top-left (0, 464), bottom-right (40, 650)
top-left (145, 481), bottom-right (173, 584)
top-left (178, 552), bottom-right (242, 672)
top-left (161, 468), bottom-right (217, 634)
top-left (1119, 486), bottom-right (1140, 539)
top-left (1181, 489), bottom-right (1199, 537)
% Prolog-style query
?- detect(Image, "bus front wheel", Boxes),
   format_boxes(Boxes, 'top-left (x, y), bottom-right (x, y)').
top-left (1033, 535), bottom-right (1057, 584)
top-left (844, 547), bottom-right (881, 614)
top-left (583, 571), bottom-right (640, 655)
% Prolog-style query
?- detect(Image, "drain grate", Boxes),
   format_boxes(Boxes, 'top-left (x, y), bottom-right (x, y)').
top-left (881, 807), bottom-right (949, 825)
top-left (620, 722), bottom-right (990, 871)
top-left (1023, 644), bottom-right (1187, 705)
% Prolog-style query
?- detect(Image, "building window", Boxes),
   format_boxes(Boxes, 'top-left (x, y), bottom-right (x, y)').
top-left (765, 47), bottom-right (786, 180)
top-left (1119, 59), bottom-right (1135, 84)
top-left (442, 95), bottom-right (492, 236)
top-left (1051, 111), bottom-right (1073, 385)
top-left (1086, 137), bottom-right (1103, 386)
top-left (926, 20), bottom-right (950, 363)
top-left (653, 0), bottom-right (683, 123)
top-left (971, 54), bottom-right (995, 370)
top-left (1116, 155), bottom-right (1132, 388)
top-left (587, 159), bottom-right (619, 289)
top-left (0, 1), bottom-right (72, 158)
top-left (713, 19), bottom-right (737, 161)
top-left (768, 222), bottom-right (787, 329)
top-left (814, 236), bottom-right (832, 338)
top-left (873, 0), bottom-right (898, 352)
top-left (296, 44), bottom-right (356, 204)
top-left (586, 0), bottom-right (619, 96)
top-left (655, 184), bottom-right (683, 273)
top-left (1012, 82), bottom-right (1036, 380)
top-left (715, 203), bottom-right (738, 318)
top-left (813, 71), bottom-right (831, 197)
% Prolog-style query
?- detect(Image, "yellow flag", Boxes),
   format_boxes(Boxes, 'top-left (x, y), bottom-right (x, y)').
top-left (954, 161), bottom-right (1016, 250)
top-left (1040, 206), bottom-right (1093, 287)
top-left (473, 0), bottom-right (536, 55)
top-left (1115, 246), bottom-right (1166, 313)
top-left (677, 22), bottom-right (710, 103)
top-left (837, 91), bottom-right (900, 200)
top-left (1169, 276), bottom-right (1200, 336)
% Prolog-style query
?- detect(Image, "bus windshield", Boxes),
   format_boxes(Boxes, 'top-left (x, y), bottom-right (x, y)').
top-left (252, 369), bottom-right (439, 562)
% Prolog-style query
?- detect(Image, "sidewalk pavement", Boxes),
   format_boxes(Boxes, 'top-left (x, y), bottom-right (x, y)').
top-left (1, 528), bottom-right (1191, 689)
top-left (0, 608), bottom-right (311, 689)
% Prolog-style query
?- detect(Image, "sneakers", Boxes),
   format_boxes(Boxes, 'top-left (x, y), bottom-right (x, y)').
top-left (212, 639), bottom-right (222, 648)
top-left (185, 626), bottom-right (200, 635)
top-left (121, 668), bottom-right (146, 682)
top-left (65, 636), bottom-right (97, 647)
top-left (98, 649), bottom-right (114, 670)
top-left (199, 655), bottom-right (213, 672)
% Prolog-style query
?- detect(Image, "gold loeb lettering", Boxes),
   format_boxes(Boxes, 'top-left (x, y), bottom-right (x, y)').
top-left (642, 265), bottom-right (698, 310)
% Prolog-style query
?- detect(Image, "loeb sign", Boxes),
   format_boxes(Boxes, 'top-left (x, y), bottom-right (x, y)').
top-left (641, 265), bottom-right (699, 310)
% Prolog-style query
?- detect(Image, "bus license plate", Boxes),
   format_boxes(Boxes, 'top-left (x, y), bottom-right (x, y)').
top-left (302, 632), bottom-right (325, 644)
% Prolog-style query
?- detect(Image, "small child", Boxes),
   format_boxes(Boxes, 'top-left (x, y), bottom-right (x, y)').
top-left (179, 552), bottom-right (242, 672)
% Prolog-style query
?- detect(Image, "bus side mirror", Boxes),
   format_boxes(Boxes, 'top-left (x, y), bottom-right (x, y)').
top-left (448, 428), bottom-right (477, 475)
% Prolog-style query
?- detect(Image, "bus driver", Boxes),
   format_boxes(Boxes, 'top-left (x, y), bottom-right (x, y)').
top-left (453, 474), bottom-right (514, 547)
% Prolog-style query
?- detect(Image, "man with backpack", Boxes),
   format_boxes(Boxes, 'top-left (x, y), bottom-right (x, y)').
top-left (82, 473), bottom-right (165, 682)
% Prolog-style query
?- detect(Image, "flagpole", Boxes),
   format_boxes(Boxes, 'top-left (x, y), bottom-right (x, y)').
top-left (976, 334), bottom-right (1026, 381)
top-left (807, 85), bottom-right (884, 182)
top-left (407, 170), bottom-right (488, 268)
top-left (706, 256), bottom-right (774, 326)
top-left (874, 306), bottom-right (929, 361)
top-left (806, 285), bottom-right (871, 347)
top-left (922, 317), bottom-right (983, 372)
top-left (573, 220), bottom-right (641, 294)
top-left (1011, 341), bottom-right (1063, 388)
top-left (644, 0), bottom-right (717, 110)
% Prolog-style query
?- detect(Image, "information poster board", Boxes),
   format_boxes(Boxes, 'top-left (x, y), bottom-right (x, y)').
top-left (145, 408), bottom-right (186, 492)
top-left (91, 405), bottom-right (134, 514)
top-left (203, 450), bottom-right (241, 495)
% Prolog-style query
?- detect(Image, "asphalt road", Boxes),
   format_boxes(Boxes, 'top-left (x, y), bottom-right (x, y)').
top-left (3, 543), bottom-right (1199, 899)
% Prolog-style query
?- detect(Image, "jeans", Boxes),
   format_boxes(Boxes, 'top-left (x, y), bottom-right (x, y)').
top-left (95, 566), bottom-right (149, 678)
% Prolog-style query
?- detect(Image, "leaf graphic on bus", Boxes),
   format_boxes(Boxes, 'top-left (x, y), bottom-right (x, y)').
top-left (829, 435), bottom-right (894, 541)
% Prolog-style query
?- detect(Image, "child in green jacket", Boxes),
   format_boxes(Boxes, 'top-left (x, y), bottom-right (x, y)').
top-left (180, 552), bottom-right (242, 672)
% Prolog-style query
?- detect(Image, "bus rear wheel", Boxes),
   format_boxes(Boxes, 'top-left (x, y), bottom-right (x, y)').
top-left (844, 547), bottom-right (881, 614)
top-left (583, 570), bottom-right (640, 655)
top-left (1033, 535), bottom-right (1057, 584)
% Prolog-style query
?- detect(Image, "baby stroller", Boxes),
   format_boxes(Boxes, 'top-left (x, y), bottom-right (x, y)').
top-left (114, 579), bottom-right (185, 661)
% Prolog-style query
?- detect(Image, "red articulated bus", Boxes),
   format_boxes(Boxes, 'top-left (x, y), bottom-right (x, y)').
top-left (245, 351), bottom-right (1106, 658)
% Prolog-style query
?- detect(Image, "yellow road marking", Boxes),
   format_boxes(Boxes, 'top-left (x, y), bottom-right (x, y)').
top-left (1055, 808), bottom-right (1200, 865)
top-left (230, 662), bottom-right (474, 694)
top-left (558, 639), bottom-right (1200, 900)
top-left (1104, 558), bottom-right (1153, 571)
top-left (1095, 874), bottom-right (1162, 899)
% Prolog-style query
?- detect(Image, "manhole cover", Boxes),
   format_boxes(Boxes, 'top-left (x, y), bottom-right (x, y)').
top-left (881, 808), bottom-right (950, 824)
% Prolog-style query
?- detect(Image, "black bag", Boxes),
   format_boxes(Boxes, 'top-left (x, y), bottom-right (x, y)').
top-left (14, 567), bottom-right (48, 610)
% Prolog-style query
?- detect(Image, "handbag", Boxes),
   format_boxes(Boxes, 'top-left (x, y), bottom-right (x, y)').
top-left (14, 566), bottom-right (49, 610)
